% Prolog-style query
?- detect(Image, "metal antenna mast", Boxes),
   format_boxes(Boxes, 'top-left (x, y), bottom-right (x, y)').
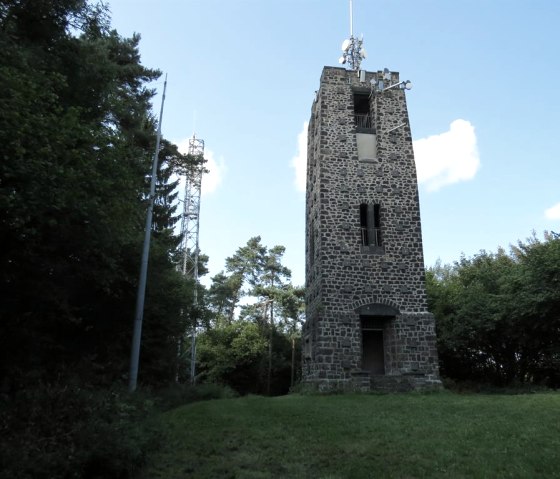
top-left (349, 0), bottom-right (354, 37)
top-left (179, 134), bottom-right (204, 384)
top-left (338, 0), bottom-right (367, 71)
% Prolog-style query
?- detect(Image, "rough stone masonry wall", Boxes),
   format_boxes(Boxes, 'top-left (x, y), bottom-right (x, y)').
top-left (303, 67), bottom-right (440, 391)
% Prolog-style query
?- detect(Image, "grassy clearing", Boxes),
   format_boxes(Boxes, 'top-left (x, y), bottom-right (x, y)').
top-left (141, 391), bottom-right (560, 478)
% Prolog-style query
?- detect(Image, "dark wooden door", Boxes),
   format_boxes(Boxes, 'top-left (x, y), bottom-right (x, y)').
top-left (362, 330), bottom-right (385, 375)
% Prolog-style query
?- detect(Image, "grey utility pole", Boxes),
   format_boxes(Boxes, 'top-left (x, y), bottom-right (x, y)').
top-left (128, 75), bottom-right (167, 392)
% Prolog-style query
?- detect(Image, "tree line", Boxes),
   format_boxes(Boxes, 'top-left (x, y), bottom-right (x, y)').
top-left (427, 232), bottom-right (560, 388)
top-left (0, 1), bottom-right (304, 475)
top-left (1, 0), bottom-right (559, 475)
top-left (0, 0), bottom-right (303, 395)
top-left (1, 0), bottom-right (189, 391)
top-left (200, 237), bottom-right (304, 396)
top-left (1, 0), bottom-right (558, 398)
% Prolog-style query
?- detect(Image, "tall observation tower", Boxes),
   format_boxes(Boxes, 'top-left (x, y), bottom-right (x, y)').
top-left (302, 2), bottom-right (440, 391)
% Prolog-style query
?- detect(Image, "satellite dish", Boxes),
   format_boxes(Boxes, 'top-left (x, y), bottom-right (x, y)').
top-left (404, 80), bottom-right (412, 90)
top-left (341, 39), bottom-right (351, 51)
top-left (339, 56), bottom-right (346, 64)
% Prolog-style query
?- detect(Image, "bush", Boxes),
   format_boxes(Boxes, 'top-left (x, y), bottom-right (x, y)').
top-left (0, 385), bottom-right (162, 479)
top-left (442, 377), bottom-right (550, 395)
top-left (0, 381), bottom-right (242, 479)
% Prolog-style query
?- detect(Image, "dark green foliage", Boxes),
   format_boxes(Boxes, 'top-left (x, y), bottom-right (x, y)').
top-left (152, 383), bottom-right (238, 411)
top-left (0, 1), bottom-right (205, 475)
top-left (0, 384), bottom-right (162, 479)
top-left (0, 382), bottom-right (239, 479)
top-left (428, 233), bottom-right (560, 387)
top-left (0, 0), bottom-right (200, 390)
top-left (206, 271), bottom-right (239, 325)
top-left (200, 238), bottom-right (304, 395)
top-left (1, 0), bottom-right (148, 386)
top-left (196, 320), bottom-right (297, 395)
top-left (197, 321), bottom-right (267, 394)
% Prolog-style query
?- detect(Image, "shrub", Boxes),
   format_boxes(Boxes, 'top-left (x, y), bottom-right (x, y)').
top-left (0, 385), bottom-right (161, 479)
top-left (154, 383), bottom-right (238, 411)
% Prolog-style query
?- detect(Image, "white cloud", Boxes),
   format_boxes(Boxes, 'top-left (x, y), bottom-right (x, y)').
top-left (176, 138), bottom-right (225, 196)
top-left (291, 121), bottom-right (308, 192)
top-left (200, 150), bottom-right (226, 196)
top-left (413, 119), bottom-right (480, 192)
top-left (545, 202), bottom-right (560, 220)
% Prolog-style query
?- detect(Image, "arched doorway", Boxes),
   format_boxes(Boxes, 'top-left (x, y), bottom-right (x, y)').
top-left (361, 317), bottom-right (387, 375)
top-left (356, 303), bottom-right (399, 376)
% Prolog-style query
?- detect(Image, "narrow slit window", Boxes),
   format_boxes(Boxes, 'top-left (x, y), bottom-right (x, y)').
top-left (372, 204), bottom-right (382, 246)
top-left (360, 204), bottom-right (369, 246)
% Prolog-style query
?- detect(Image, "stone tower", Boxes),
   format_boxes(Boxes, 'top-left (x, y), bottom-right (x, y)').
top-left (302, 66), bottom-right (440, 391)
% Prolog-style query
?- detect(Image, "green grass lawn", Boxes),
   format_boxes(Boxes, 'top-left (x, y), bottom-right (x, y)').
top-left (141, 391), bottom-right (560, 478)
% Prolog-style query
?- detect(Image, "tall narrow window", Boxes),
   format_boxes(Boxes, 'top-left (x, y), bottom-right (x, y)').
top-left (353, 93), bottom-right (372, 130)
top-left (360, 203), bottom-right (382, 247)
top-left (372, 204), bottom-right (381, 246)
top-left (360, 204), bottom-right (369, 245)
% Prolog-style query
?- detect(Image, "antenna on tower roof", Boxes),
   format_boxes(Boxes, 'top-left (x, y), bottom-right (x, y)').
top-left (349, 0), bottom-right (353, 37)
top-left (338, 0), bottom-right (366, 71)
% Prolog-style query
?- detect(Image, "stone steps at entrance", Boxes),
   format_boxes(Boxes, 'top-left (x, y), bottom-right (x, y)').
top-left (350, 370), bottom-right (437, 392)
top-left (370, 375), bottom-right (414, 393)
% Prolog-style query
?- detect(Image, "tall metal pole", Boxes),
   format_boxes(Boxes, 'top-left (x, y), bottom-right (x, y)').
top-left (349, 0), bottom-right (353, 37)
top-left (128, 75), bottom-right (167, 392)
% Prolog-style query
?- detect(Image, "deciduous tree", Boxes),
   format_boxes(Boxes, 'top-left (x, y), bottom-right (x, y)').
top-left (427, 233), bottom-right (560, 387)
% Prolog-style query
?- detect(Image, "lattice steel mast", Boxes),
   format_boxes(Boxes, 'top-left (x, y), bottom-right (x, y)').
top-left (178, 134), bottom-right (204, 384)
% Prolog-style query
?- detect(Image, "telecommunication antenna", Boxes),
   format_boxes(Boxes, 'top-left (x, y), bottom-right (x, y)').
top-left (178, 134), bottom-right (204, 384)
top-left (338, 0), bottom-right (367, 71)
top-left (371, 69), bottom-right (413, 94)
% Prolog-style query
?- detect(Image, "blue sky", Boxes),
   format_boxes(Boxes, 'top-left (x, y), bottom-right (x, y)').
top-left (108, 0), bottom-right (560, 287)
